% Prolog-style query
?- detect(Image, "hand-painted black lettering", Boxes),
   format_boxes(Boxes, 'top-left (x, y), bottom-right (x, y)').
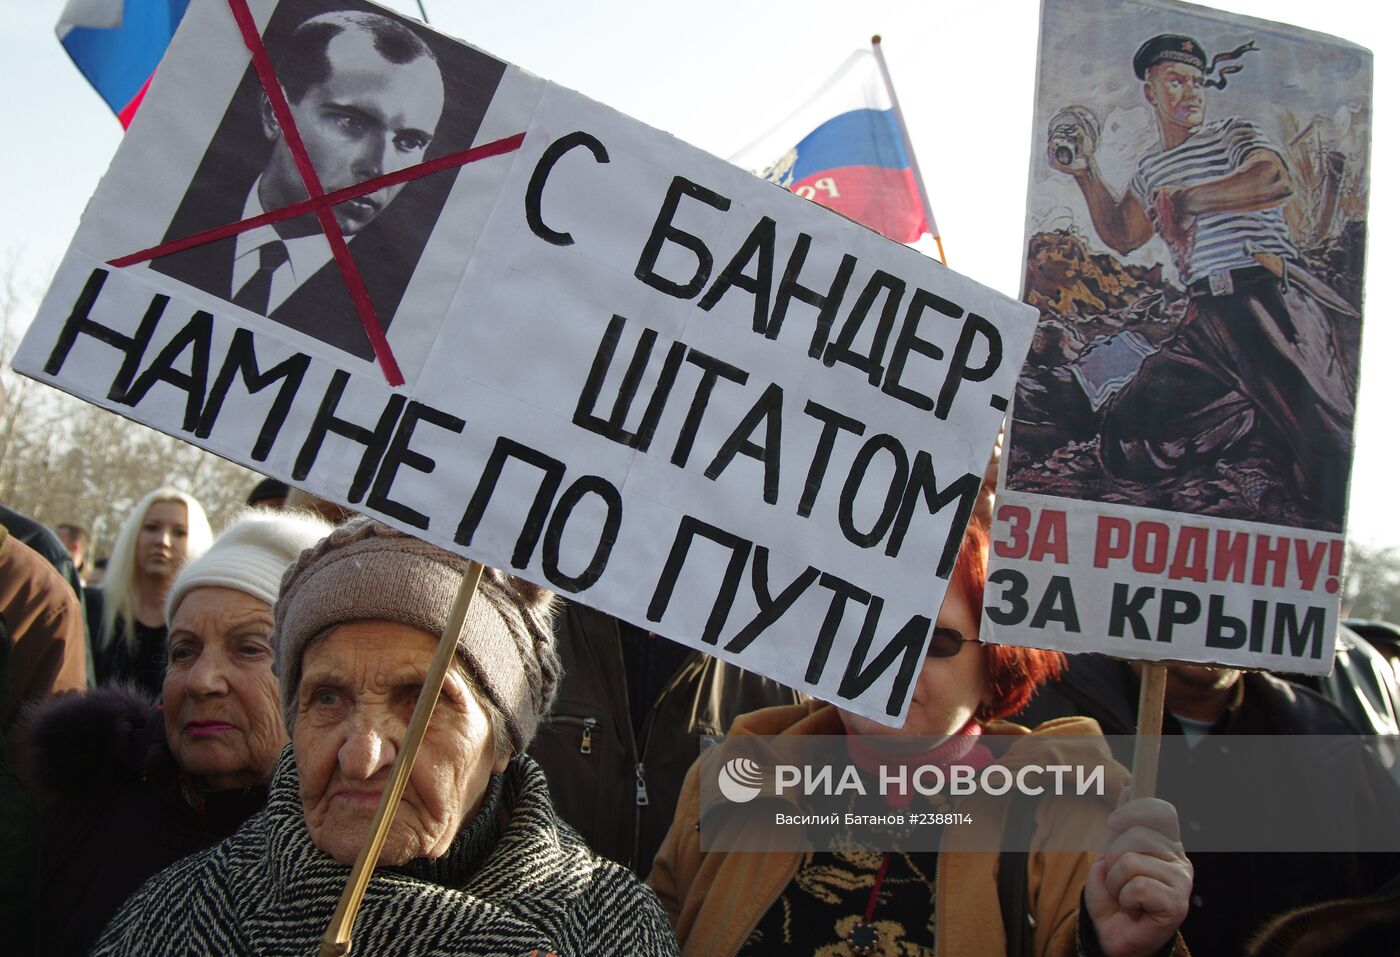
top-left (698, 216), bottom-right (776, 332)
top-left (525, 131), bottom-right (610, 246)
top-left (367, 401), bottom-right (466, 530)
top-left (888, 451), bottom-right (979, 571)
top-left (197, 328), bottom-right (310, 461)
top-left (293, 370), bottom-right (405, 504)
top-left (838, 433), bottom-right (909, 548)
top-left (121, 310), bottom-right (213, 432)
top-left (645, 515), bottom-right (752, 646)
top-left (634, 176), bottom-right (731, 299)
top-left (838, 607), bottom-right (931, 716)
top-left (807, 573), bottom-right (871, 684)
top-left (572, 315), bottom-right (689, 454)
top-left (766, 235), bottom-right (858, 355)
top-left (704, 383), bottom-right (783, 504)
top-left (935, 312), bottom-right (1002, 420)
top-left (44, 269), bottom-right (165, 402)
top-left (541, 475), bottom-right (623, 592)
top-left (724, 547), bottom-right (819, 654)
top-left (453, 437), bottom-right (566, 569)
top-left (798, 401), bottom-right (867, 518)
top-left (883, 287), bottom-right (960, 411)
top-left (822, 270), bottom-right (905, 385)
top-left (574, 315), bottom-right (645, 442)
top-left (670, 349), bottom-right (748, 468)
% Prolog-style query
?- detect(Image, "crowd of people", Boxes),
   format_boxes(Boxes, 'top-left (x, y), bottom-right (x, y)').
top-left (2, 366), bottom-right (1399, 956)
top-left (3, 11), bottom-right (1392, 954)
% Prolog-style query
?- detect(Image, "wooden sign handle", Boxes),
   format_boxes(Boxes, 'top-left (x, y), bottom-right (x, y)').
top-left (1130, 661), bottom-right (1168, 800)
top-left (318, 561), bottom-right (486, 957)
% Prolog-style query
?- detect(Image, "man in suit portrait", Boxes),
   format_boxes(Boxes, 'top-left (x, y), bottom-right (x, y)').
top-left (153, 7), bottom-right (476, 361)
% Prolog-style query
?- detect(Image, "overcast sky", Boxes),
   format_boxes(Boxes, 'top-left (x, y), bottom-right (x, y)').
top-left (2, 0), bottom-right (1392, 547)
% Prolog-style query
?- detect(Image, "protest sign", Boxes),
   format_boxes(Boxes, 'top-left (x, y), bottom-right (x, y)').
top-left (985, 0), bottom-right (1371, 675)
top-left (14, 0), bottom-right (1036, 725)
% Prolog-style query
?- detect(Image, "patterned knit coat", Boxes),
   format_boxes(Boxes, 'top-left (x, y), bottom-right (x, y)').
top-left (93, 748), bottom-right (679, 956)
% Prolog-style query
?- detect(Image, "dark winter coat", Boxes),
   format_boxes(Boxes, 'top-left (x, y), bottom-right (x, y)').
top-left (28, 686), bottom-right (267, 957)
top-left (1017, 657), bottom-right (1400, 957)
top-left (92, 748), bottom-right (679, 957)
top-left (0, 621), bottom-right (40, 957)
top-left (529, 601), bottom-right (805, 873)
top-left (94, 617), bottom-right (168, 701)
top-left (1161, 673), bottom-right (1400, 957)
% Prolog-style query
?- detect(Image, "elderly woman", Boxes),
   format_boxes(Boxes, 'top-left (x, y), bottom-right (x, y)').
top-left (94, 519), bottom-right (679, 956)
top-left (97, 487), bottom-right (214, 696)
top-left (30, 508), bottom-right (331, 957)
top-left (650, 522), bottom-right (1193, 957)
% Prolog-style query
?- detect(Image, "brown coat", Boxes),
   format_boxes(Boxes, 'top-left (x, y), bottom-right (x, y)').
top-left (0, 526), bottom-right (87, 754)
top-left (648, 701), bottom-right (1133, 957)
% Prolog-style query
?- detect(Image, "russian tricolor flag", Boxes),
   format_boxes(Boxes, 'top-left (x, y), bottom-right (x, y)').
top-left (731, 46), bottom-right (937, 248)
top-left (56, 0), bottom-right (190, 128)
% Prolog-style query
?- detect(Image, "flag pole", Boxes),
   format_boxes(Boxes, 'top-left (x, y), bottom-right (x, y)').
top-left (870, 35), bottom-right (945, 265)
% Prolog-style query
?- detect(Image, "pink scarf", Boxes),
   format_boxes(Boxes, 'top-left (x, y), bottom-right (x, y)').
top-left (845, 719), bottom-right (995, 808)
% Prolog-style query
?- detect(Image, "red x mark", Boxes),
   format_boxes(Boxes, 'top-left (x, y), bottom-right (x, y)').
top-left (110, 0), bottom-right (525, 387)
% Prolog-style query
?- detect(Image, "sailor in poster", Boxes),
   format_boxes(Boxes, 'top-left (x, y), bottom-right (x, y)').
top-left (1046, 34), bottom-right (1357, 532)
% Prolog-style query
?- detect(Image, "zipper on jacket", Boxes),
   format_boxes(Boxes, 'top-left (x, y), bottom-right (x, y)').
top-left (546, 715), bottom-right (598, 756)
top-left (731, 850), bottom-right (802, 952)
top-left (934, 844), bottom-right (943, 955)
top-left (628, 654), bottom-right (696, 868)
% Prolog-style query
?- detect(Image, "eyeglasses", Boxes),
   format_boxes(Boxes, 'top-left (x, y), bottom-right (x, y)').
top-left (926, 626), bottom-right (978, 659)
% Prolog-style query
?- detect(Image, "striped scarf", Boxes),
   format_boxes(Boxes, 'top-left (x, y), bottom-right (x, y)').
top-left (93, 748), bottom-right (679, 956)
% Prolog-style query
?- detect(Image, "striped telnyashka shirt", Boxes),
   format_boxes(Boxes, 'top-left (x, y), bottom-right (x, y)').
top-left (1131, 117), bottom-right (1299, 286)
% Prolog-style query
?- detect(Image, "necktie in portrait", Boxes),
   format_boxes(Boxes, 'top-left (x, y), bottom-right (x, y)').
top-left (232, 239), bottom-right (289, 314)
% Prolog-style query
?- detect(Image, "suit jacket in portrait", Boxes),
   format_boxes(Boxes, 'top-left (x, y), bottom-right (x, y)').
top-left (151, 169), bottom-right (430, 363)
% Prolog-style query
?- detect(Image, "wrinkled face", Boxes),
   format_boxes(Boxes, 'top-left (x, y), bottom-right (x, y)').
top-left (261, 26), bottom-right (444, 237)
top-left (1144, 61), bottom-right (1206, 134)
top-left (164, 587), bottom-right (285, 789)
top-left (137, 501), bottom-right (190, 582)
top-left (839, 579), bottom-right (990, 738)
top-left (293, 621), bottom-right (506, 866)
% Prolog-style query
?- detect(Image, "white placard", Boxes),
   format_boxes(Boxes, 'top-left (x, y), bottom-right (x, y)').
top-left (15, 0), bottom-right (1036, 723)
top-left (986, 0), bottom-right (1370, 675)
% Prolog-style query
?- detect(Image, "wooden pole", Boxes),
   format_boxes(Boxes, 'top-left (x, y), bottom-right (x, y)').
top-left (1131, 661), bottom-right (1168, 800)
top-left (317, 561), bottom-right (486, 957)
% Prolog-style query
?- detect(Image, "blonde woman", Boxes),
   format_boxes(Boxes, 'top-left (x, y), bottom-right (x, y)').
top-left (96, 488), bottom-right (211, 696)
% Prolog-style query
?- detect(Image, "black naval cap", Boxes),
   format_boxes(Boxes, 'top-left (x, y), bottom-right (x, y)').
top-left (1133, 34), bottom-right (1208, 79)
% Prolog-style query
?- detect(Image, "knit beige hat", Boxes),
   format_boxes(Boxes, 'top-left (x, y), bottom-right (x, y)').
top-left (273, 518), bottom-right (558, 752)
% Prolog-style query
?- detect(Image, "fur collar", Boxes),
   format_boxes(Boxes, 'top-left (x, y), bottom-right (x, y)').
top-left (28, 684), bottom-right (165, 798)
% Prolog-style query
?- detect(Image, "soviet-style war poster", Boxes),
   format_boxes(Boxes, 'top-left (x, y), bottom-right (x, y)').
top-left (986, 0), bottom-right (1371, 674)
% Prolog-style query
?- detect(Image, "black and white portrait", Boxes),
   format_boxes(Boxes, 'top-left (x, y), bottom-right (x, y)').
top-left (152, 0), bottom-right (505, 361)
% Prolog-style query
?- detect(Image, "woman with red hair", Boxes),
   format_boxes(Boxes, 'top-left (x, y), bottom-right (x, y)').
top-left (650, 522), bottom-right (1192, 957)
